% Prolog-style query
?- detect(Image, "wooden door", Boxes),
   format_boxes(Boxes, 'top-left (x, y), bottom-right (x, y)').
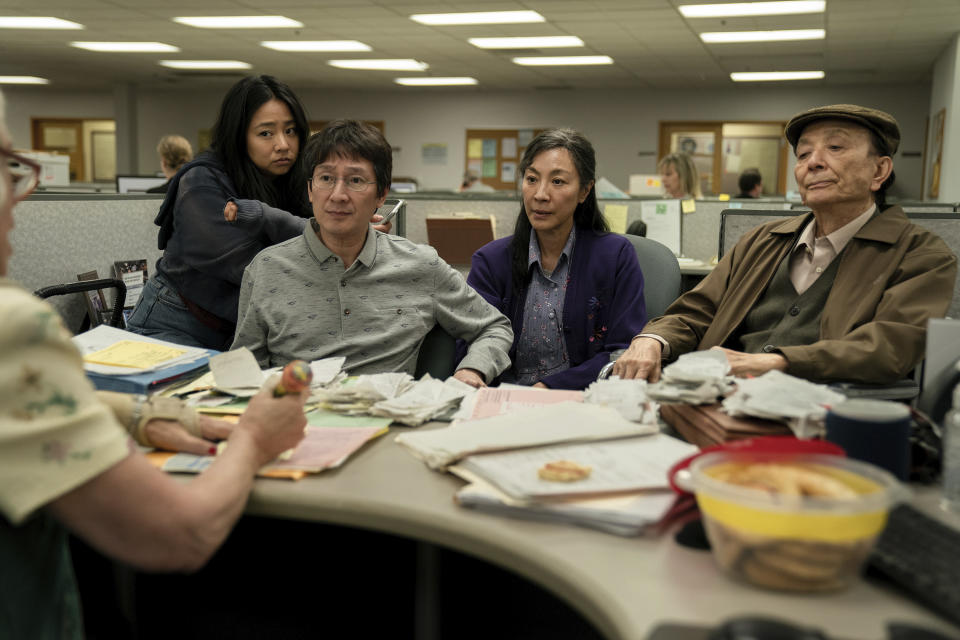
top-left (31, 118), bottom-right (84, 181)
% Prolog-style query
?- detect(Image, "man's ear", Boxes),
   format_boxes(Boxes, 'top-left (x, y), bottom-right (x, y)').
top-left (871, 156), bottom-right (893, 191)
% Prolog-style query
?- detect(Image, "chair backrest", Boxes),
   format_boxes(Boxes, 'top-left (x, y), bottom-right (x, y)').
top-left (415, 324), bottom-right (457, 379)
top-left (720, 209), bottom-right (960, 319)
top-left (917, 318), bottom-right (960, 424)
top-left (619, 234), bottom-right (681, 318)
top-left (34, 278), bottom-right (127, 334)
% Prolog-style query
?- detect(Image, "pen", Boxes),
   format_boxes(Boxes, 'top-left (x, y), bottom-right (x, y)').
top-left (274, 360), bottom-right (313, 397)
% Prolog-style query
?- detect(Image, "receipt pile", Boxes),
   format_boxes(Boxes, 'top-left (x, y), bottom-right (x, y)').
top-left (646, 350), bottom-right (733, 404)
top-left (583, 377), bottom-right (657, 424)
top-left (722, 370), bottom-right (846, 438)
top-left (314, 373), bottom-right (474, 426)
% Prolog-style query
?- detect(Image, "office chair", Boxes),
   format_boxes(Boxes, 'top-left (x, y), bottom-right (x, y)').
top-left (35, 278), bottom-right (127, 334)
top-left (415, 324), bottom-right (457, 379)
top-left (597, 235), bottom-right (682, 380)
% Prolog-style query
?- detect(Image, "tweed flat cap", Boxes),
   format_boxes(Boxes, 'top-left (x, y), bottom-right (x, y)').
top-left (784, 104), bottom-right (900, 155)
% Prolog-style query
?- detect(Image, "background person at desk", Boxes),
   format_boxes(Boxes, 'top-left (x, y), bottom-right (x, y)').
top-left (0, 91), bottom-right (309, 637)
top-left (232, 120), bottom-right (513, 388)
top-left (127, 75), bottom-right (392, 351)
top-left (464, 128), bottom-right (647, 390)
top-left (736, 167), bottom-right (763, 198)
top-left (660, 152), bottom-right (703, 199)
top-left (146, 134), bottom-right (193, 194)
top-left (613, 104), bottom-right (957, 384)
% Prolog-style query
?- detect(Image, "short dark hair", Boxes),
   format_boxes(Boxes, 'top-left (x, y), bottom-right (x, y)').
top-left (738, 168), bottom-right (762, 194)
top-left (509, 128), bottom-right (607, 292)
top-left (302, 120), bottom-right (392, 198)
top-left (210, 75), bottom-right (310, 215)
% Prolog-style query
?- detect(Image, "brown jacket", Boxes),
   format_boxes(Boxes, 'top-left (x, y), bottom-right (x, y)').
top-left (645, 206), bottom-right (957, 383)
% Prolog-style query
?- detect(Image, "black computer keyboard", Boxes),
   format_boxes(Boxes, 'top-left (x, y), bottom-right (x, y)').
top-left (868, 503), bottom-right (960, 628)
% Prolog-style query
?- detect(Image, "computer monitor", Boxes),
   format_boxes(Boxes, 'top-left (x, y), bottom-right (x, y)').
top-left (116, 175), bottom-right (166, 194)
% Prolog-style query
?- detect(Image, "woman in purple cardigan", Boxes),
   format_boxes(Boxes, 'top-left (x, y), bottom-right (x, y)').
top-left (464, 129), bottom-right (647, 390)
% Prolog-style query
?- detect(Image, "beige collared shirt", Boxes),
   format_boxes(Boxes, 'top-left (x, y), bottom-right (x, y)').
top-left (789, 204), bottom-right (876, 294)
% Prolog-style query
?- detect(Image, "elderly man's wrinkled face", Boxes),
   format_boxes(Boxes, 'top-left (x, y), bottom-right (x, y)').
top-left (794, 119), bottom-right (892, 212)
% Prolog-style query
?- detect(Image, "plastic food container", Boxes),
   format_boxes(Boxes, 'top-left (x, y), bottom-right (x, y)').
top-left (687, 451), bottom-right (904, 592)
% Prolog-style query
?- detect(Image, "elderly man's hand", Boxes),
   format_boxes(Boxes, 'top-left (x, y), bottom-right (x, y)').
top-left (611, 337), bottom-right (663, 382)
top-left (371, 213), bottom-right (392, 234)
top-left (711, 347), bottom-right (787, 378)
top-left (453, 368), bottom-right (487, 388)
top-left (143, 415), bottom-right (234, 456)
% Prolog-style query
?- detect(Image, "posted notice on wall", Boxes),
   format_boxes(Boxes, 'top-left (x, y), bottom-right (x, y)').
top-left (640, 200), bottom-right (681, 256)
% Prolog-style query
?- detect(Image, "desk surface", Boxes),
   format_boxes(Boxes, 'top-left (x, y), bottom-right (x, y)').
top-left (245, 428), bottom-right (959, 640)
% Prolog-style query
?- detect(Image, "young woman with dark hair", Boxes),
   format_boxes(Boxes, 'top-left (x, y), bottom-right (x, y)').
top-left (464, 128), bottom-right (648, 390)
top-left (128, 76), bottom-right (387, 350)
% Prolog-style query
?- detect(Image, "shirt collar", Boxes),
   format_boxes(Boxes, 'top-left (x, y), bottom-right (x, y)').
top-left (527, 226), bottom-right (576, 269)
top-left (796, 204), bottom-right (876, 254)
top-left (306, 219), bottom-right (378, 268)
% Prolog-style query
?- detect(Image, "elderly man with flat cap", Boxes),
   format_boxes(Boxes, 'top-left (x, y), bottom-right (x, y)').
top-left (613, 104), bottom-right (957, 384)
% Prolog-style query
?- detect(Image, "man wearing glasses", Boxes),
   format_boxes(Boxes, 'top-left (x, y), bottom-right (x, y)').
top-left (232, 120), bottom-right (512, 388)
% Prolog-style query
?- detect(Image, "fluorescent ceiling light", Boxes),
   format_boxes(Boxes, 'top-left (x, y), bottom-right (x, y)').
top-left (731, 70), bottom-right (824, 81)
top-left (329, 59), bottom-right (428, 71)
top-left (159, 60), bottom-right (252, 70)
top-left (72, 42), bottom-right (180, 52)
top-left (469, 36), bottom-right (584, 49)
top-left (261, 40), bottom-right (371, 52)
top-left (680, 1), bottom-right (825, 18)
top-left (513, 55), bottom-right (613, 66)
top-left (173, 16), bottom-right (303, 29)
top-left (701, 29), bottom-right (825, 43)
top-left (0, 76), bottom-right (50, 84)
top-left (395, 77), bottom-right (478, 86)
top-left (0, 17), bottom-right (83, 29)
top-left (410, 11), bottom-right (544, 25)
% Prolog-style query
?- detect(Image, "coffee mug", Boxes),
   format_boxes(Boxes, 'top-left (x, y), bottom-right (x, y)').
top-left (825, 399), bottom-right (912, 480)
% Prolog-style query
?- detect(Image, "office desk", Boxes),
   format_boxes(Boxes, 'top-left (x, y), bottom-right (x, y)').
top-left (243, 429), bottom-right (958, 640)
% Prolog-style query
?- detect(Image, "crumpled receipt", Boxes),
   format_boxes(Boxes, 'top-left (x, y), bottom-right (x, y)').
top-left (647, 350), bottom-right (733, 404)
top-left (722, 370), bottom-right (846, 438)
top-left (583, 377), bottom-right (657, 424)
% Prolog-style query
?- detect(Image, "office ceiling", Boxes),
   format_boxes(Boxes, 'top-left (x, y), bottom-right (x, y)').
top-left (0, 0), bottom-right (956, 91)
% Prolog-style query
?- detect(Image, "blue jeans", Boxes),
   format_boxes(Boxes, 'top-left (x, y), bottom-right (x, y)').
top-left (126, 274), bottom-right (233, 350)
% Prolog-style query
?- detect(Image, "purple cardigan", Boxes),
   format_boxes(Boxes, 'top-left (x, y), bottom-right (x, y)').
top-left (464, 229), bottom-right (647, 390)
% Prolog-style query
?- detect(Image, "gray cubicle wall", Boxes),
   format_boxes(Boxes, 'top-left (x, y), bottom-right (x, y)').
top-left (10, 194), bottom-right (166, 329)
top-left (720, 209), bottom-right (960, 320)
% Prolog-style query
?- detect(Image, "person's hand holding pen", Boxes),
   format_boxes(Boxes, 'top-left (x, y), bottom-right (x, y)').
top-left (234, 361), bottom-right (311, 467)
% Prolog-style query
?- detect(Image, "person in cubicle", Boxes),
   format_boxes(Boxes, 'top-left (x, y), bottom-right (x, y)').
top-left (613, 104), bottom-right (957, 384)
top-left (659, 152), bottom-right (703, 200)
top-left (146, 134), bottom-right (193, 194)
top-left (0, 89), bottom-right (311, 636)
top-left (126, 75), bottom-right (391, 351)
top-left (463, 128), bottom-right (647, 390)
top-left (735, 167), bottom-right (763, 198)
top-left (231, 120), bottom-right (513, 388)
top-left (458, 168), bottom-right (496, 193)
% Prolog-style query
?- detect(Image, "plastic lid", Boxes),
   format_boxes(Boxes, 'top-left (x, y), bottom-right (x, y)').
top-left (829, 398), bottom-right (910, 421)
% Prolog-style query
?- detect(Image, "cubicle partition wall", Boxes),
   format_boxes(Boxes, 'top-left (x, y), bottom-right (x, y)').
top-left (10, 194), bottom-right (165, 329)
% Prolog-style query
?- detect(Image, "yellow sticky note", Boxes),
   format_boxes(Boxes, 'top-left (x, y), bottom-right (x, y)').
top-left (83, 340), bottom-right (186, 368)
top-left (681, 199), bottom-right (696, 214)
top-left (467, 139), bottom-right (483, 159)
top-left (718, 193), bottom-right (730, 201)
top-left (603, 204), bottom-right (629, 234)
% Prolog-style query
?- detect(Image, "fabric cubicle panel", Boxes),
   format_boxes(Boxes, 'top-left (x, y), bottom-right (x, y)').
top-left (9, 194), bottom-right (164, 330)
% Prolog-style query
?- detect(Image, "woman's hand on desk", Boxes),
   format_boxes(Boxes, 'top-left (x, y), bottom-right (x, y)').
top-left (144, 415), bottom-right (234, 456)
top-left (612, 337), bottom-right (663, 382)
top-left (371, 212), bottom-right (392, 234)
top-left (453, 368), bottom-right (487, 388)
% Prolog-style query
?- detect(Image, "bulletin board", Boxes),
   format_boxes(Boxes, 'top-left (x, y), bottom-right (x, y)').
top-left (464, 128), bottom-right (546, 191)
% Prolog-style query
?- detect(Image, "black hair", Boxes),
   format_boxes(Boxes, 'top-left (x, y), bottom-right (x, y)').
top-left (302, 119), bottom-right (392, 198)
top-left (509, 128), bottom-right (607, 293)
top-left (867, 130), bottom-right (895, 210)
top-left (737, 168), bottom-right (762, 194)
top-left (209, 75), bottom-right (311, 216)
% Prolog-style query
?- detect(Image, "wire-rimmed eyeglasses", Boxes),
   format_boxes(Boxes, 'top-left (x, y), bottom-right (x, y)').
top-left (310, 173), bottom-right (376, 192)
top-left (1, 146), bottom-right (41, 203)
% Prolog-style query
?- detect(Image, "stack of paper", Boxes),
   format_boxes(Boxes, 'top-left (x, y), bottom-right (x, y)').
top-left (722, 370), bottom-right (846, 438)
top-left (395, 402), bottom-right (658, 470)
top-left (647, 350), bottom-right (733, 404)
top-left (73, 325), bottom-right (213, 394)
top-left (451, 434), bottom-right (697, 536)
top-left (369, 376), bottom-right (474, 426)
top-left (207, 348), bottom-right (346, 397)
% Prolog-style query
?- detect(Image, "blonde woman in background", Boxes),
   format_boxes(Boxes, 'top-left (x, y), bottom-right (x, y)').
top-left (147, 134), bottom-right (193, 194)
top-left (659, 152), bottom-right (703, 199)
